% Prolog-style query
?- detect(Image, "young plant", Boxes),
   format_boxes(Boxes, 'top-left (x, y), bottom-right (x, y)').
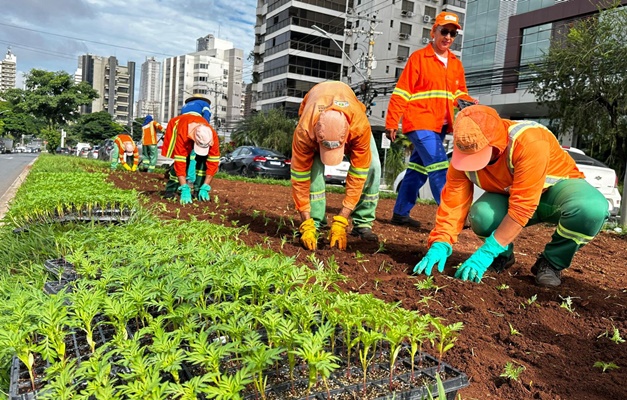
top-left (496, 283), bottom-right (510, 291)
top-left (432, 319), bottom-right (463, 372)
top-left (384, 312), bottom-right (410, 389)
top-left (500, 361), bottom-right (525, 381)
top-left (241, 331), bottom-right (284, 400)
top-left (559, 295), bottom-right (576, 313)
top-left (69, 282), bottom-right (104, 354)
top-left (355, 326), bottom-right (385, 394)
top-left (593, 361), bottom-right (620, 373)
top-left (414, 276), bottom-right (443, 294)
top-left (520, 294), bottom-right (538, 309)
top-left (293, 323), bottom-right (339, 399)
top-left (508, 323), bottom-right (521, 336)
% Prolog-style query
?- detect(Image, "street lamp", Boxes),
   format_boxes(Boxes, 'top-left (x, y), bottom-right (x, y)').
top-left (311, 25), bottom-right (368, 82)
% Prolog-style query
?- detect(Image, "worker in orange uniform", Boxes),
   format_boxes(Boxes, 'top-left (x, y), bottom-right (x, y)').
top-left (140, 115), bottom-right (163, 172)
top-left (110, 133), bottom-right (139, 171)
top-left (161, 95), bottom-right (220, 204)
top-left (292, 81), bottom-right (381, 251)
top-left (414, 105), bottom-right (609, 287)
top-left (385, 11), bottom-right (476, 227)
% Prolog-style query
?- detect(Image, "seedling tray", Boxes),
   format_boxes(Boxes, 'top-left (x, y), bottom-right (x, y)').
top-left (43, 258), bottom-right (78, 281)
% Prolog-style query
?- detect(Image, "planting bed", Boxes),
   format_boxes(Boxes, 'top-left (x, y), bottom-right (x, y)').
top-left (108, 170), bottom-right (627, 400)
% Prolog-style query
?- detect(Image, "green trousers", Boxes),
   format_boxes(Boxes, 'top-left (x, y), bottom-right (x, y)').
top-left (110, 146), bottom-right (136, 170)
top-left (468, 179), bottom-right (609, 270)
top-left (165, 154), bottom-right (207, 198)
top-left (310, 134), bottom-right (381, 229)
top-left (140, 144), bottom-right (158, 172)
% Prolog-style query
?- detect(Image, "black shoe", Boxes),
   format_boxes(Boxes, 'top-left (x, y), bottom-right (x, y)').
top-left (391, 213), bottom-right (421, 228)
top-left (488, 253), bottom-right (515, 273)
top-left (351, 227), bottom-right (379, 242)
top-left (530, 256), bottom-right (562, 287)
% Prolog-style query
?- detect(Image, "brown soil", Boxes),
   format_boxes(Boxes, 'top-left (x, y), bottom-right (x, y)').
top-left (109, 170), bottom-right (627, 400)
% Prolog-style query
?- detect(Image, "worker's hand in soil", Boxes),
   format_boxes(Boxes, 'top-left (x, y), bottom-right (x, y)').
top-left (414, 242), bottom-right (452, 276)
top-left (455, 233), bottom-right (507, 283)
top-left (299, 218), bottom-right (318, 251)
top-left (122, 163), bottom-right (132, 171)
top-left (198, 184), bottom-right (211, 201)
top-left (329, 215), bottom-right (349, 250)
top-left (131, 165), bottom-right (137, 172)
top-left (178, 184), bottom-right (193, 205)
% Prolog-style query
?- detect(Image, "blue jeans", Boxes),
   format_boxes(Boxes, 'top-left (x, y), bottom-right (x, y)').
top-left (393, 127), bottom-right (449, 216)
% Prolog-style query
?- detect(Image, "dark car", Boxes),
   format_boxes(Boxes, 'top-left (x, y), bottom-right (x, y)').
top-left (55, 147), bottom-right (71, 155)
top-left (219, 146), bottom-right (291, 179)
top-left (97, 139), bottom-right (115, 162)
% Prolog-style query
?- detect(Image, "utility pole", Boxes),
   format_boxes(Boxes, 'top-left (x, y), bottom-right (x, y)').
top-left (345, 14), bottom-right (382, 111)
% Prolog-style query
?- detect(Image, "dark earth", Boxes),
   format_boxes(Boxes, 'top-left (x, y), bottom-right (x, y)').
top-left (108, 170), bottom-right (627, 400)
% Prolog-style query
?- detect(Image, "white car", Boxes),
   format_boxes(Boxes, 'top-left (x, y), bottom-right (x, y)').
top-left (393, 147), bottom-right (621, 216)
top-left (324, 155), bottom-right (350, 185)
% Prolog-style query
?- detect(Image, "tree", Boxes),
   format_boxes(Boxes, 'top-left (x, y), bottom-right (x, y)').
top-left (528, 3), bottom-right (627, 180)
top-left (70, 111), bottom-right (122, 143)
top-left (0, 111), bottom-right (42, 140)
top-left (232, 109), bottom-right (297, 156)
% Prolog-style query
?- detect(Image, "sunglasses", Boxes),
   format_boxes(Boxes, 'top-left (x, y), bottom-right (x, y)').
top-left (438, 27), bottom-right (458, 38)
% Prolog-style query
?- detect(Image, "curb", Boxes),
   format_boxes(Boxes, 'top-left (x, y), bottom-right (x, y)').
top-left (0, 157), bottom-right (38, 222)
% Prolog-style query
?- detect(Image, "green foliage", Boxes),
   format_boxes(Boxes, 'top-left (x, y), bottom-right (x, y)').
top-left (593, 361), bottom-right (620, 373)
top-left (528, 3), bottom-right (627, 178)
top-left (70, 111), bottom-right (122, 143)
top-left (500, 361), bottom-right (525, 381)
top-left (383, 132), bottom-right (412, 187)
top-left (231, 109), bottom-right (297, 156)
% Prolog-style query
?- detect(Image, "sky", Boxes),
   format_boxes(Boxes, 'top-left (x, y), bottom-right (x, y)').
top-left (0, 0), bottom-right (257, 88)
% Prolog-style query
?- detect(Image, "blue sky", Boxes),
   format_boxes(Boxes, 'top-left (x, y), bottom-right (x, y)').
top-left (0, 0), bottom-right (257, 87)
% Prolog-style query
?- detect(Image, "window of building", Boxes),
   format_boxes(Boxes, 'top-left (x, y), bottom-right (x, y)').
top-left (401, 0), bottom-right (414, 12)
top-left (395, 68), bottom-right (404, 78)
top-left (390, 20), bottom-right (394, 28)
top-left (400, 22), bottom-right (412, 35)
top-left (385, 65), bottom-right (389, 73)
top-left (397, 45), bottom-right (410, 59)
top-left (424, 6), bottom-right (436, 19)
top-left (354, 43), bottom-right (358, 50)
top-left (388, 43), bottom-right (392, 50)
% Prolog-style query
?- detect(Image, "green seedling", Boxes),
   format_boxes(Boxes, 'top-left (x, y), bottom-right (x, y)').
top-left (520, 294), bottom-right (537, 309)
top-left (414, 276), bottom-right (442, 293)
top-left (432, 320), bottom-right (463, 372)
top-left (355, 250), bottom-right (369, 264)
top-left (378, 261), bottom-right (393, 273)
top-left (559, 295), bottom-right (576, 313)
top-left (597, 326), bottom-right (625, 344)
top-left (500, 361), bottom-right (525, 381)
top-left (593, 361), bottom-right (620, 373)
top-left (508, 323), bottom-right (521, 336)
top-left (374, 239), bottom-right (387, 254)
top-left (496, 283), bottom-right (510, 291)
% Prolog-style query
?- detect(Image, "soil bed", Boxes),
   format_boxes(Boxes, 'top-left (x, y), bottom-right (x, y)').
top-left (108, 170), bottom-right (627, 400)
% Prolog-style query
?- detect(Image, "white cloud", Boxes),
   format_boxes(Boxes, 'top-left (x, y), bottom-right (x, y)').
top-left (0, 0), bottom-right (256, 83)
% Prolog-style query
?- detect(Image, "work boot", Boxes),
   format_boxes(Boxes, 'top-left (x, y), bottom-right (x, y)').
top-left (162, 192), bottom-right (177, 200)
top-left (391, 213), bottom-right (421, 228)
top-left (530, 256), bottom-right (562, 287)
top-left (351, 227), bottom-right (379, 242)
top-left (488, 253), bottom-right (515, 273)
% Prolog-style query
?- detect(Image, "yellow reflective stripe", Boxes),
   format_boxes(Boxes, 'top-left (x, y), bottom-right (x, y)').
top-left (392, 87), bottom-right (411, 101)
top-left (556, 222), bottom-right (595, 245)
top-left (197, 171), bottom-right (206, 177)
top-left (310, 189), bottom-right (326, 202)
top-left (291, 169), bottom-right (311, 182)
top-left (544, 175), bottom-right (564, 189)
top-left (411, 90), bottom-right (455, 101)
top-left (190, 153), bottom-right (196, 161)
top-left (208, 156), bottom-right (220, 162)
top-left (407, 162), bottom-right (427, 174)
top-left (348, 165), bottom-right (368, 177)
top-left (174, 155), bottom-right (187, 162)
top-left (361, 193), bottom-right (379, 203)
top-left (454, 90), bottom-right (468, 98)
top-left (166, 120), bottom-right (179, 157)
top-left (465, 171), bottom-right (481, 187)
top-left (425, 160), bottom-right (449, 173)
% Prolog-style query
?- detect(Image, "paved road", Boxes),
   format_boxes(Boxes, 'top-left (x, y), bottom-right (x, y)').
top-left (0, 152), bottom-right (39, 218)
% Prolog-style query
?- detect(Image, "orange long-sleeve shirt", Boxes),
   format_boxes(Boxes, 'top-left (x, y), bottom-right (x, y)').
top-left (428, 120), bottom-right (584, 247)
top-left (291, 82), bottom-right (372, 212)
top-left (142, 121), bottom-right (163, 146)
top-left (113, 134), bottom-right (139, 167)
top-left (162, 114), bottom-right (220, 178)
top-left (385, 44), bottom-right (472, 134)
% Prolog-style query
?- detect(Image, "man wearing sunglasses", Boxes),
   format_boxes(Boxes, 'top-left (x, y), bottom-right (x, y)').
top-left (385, 11), bottom-right (476, 228)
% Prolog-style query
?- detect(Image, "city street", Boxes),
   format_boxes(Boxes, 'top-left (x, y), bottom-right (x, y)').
top-left (0, 152), bottom-right (38, 219)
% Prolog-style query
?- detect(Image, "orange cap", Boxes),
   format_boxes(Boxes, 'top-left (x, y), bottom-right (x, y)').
top-left (314, 110), bottom-right (349, 166)
top-left (431, 12), bottom-right (462, 37)
top-left (451, 105), bottom-right (503, 171)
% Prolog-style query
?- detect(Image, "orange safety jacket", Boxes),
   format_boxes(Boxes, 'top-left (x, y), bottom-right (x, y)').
top-left (113, 134), bottom-right (139, 167)
top-left (162, 114), bottom-right (220, 178)
top-left (291, 82), bottom-right (372, 212)
top-left (142, 121), bottom-right (163, 146)
top-left (428, 120), bottom-right (585, 247)
top-left (385, 44), bottom-right (473, 134)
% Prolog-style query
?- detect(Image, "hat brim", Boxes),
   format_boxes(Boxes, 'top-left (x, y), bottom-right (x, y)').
top-left (194, 142), bottom-right (209, 156)
top-left (320, 146), bottom-right (345, 166)
top-left (185, 96), bottom-right (212, 105)
top-left (451, 145), bottom-right (492, 171)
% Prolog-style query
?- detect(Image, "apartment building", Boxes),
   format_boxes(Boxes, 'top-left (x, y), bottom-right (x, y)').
top-left (161, 35), bottom-right (244, 129)
top-left (137, 57), bottom-right (162, 122)
top-left (0, 47), bottom-right (17, 92)
top-left (78, 54), bottom-right (136, 126)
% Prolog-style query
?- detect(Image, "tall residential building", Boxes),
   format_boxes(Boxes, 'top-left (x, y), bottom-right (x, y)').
top-left (0, 47), bottom-right (17, 92)
top-left (462, 0), bottom-right (627, 128)
top-left (137, 57), bottom-right (162, 122)
top-left (161, 35), bottom-right (244, 130)
top-left (252, 0), bottom-right (349, 116)
top-left (348, 0), bottom-right (467, 130)
top-left (77, 55), bottom-right (136, 126)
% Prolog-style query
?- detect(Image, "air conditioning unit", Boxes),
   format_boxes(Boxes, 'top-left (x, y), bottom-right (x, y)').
top-left (396, 56), bottom-right (407, 62)
top-left (422, 37), bottom-right (430, 44)
top-left (423, 15), bottom-right (431, 23)
top-left (399, 33), bottom-right (409, 40)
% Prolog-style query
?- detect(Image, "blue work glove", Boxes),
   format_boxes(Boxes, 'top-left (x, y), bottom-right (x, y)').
top-left (198, 184), bottom-right (211, 202)
top-left (455, 232), bottom-right (508, 283)
top-left (186, 151), bottom-right (197, 183)
top-left (178, 184), bottom-right (192, 205)
top-left (414, 242), bottom-right (452, 276)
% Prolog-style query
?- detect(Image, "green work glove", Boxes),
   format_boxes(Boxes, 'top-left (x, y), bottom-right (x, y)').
top-left (455, 232), bottom-right (508, 283)
top-left (299, 218), bottom-right (318, 251)
top-left (198, 184), bottom-right (211, 201)
top-left (414, 242), bottom-right (452, 276)
top-left (329, 215), bottom-right (349, 250)
top-left (178, 184), bottom-right (192, 205)
top-left (186, 151), bottom-right (197, 183)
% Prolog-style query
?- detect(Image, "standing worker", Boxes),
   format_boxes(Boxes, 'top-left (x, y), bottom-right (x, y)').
top-left (110, 133), bottom-right (139, 172)
top-left (162, 95), bottom-right (220, 204)
top-left (292, 81), bottom-right (381, 251)
top-left (140, 115), bottom-right (163, 172)
top-left (414, 105), bottom-right (609, 287)
top-left (385, 11), bottom-right (476, 227)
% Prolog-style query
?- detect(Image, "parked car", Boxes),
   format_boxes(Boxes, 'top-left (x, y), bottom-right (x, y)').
top-left (0, 141), bottom-right (6, 154)
top-left (392, 147), bottom-right (622, 215)
top-left (14, 146), bottom-right (27, 153)
top-left (219, 146), bottom-right (291, 179)
top-left (324, 155), bottom-right (350, 185)
top-left (87, 146), bottom-right (100, 159)
top-left (97, 139), bottom-right (115, 162)
top-left (78, 147), bottom-right (90, 158)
